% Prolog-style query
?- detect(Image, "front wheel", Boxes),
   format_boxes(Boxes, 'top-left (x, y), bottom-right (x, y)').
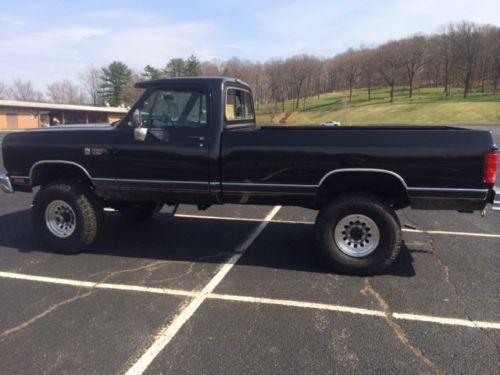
top-left (32, 182), bottom-right (104, 254)
top-left (315, 192), bottom-right (401, 275)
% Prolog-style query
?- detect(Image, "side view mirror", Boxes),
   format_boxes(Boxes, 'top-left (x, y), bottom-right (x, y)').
top-left (134, 127), bottom-right (148, 142)
top-left (130, 108), bottom-right (142, 128)
top-left (129, 109), bottom-right (147, 141)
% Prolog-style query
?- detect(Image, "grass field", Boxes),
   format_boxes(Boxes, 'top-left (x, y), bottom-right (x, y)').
top-left (256, 87), bottom-right (500, 125)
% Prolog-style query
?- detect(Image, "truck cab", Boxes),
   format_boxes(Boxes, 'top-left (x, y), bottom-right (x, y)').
top-left (108, 77), bottom-right (255, 205)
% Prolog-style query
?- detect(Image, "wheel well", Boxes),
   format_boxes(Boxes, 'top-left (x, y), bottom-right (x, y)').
top-left (316, 172), bottom-right (409, 208)
top-left (31, 163), bottom-right (93, 188)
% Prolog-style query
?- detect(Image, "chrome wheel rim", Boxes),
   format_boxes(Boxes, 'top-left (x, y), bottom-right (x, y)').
top-left (334, 214), bottom-right (380, 257)
top-left (45, 200), bottom-right (76, 238)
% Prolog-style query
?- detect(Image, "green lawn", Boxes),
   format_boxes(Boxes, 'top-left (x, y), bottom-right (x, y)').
top-left (256, 87), bottom-right (500, 125)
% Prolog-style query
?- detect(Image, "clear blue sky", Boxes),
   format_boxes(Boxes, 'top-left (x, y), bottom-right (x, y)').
top-left (1, 0), bottom-right (499, 89)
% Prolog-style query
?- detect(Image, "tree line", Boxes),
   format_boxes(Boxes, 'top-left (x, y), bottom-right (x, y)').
top-left (0, 21), bottom-right (498, 109)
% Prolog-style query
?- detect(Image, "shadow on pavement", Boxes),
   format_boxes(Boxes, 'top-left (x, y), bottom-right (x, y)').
top-left (0, 209), bottom-right (416, 277)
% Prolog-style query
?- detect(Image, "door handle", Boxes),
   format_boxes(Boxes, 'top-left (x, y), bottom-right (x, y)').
top-left (187, 136), bottom-right (205, 141)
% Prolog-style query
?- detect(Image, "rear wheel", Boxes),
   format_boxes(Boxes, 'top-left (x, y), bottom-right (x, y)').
top-left (32, 182), bottom-right (104, 254)
top-left (118, 202), bottom-right (163, 221)
top-left (315, 192), bottom-right (401, 275)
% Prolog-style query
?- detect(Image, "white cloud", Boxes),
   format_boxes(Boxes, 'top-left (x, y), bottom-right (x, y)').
top-left (0, 1), bottom-right (499, 89)
top-left (87, 21), bottom-right (219, 68)
top-left (1, 16), bottom-right (25, 26)
top-left (0, 19), bottom-right (219, 89)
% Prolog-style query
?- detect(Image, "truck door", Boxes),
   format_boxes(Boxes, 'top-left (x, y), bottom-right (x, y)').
top-left (112, 86), bottom-right (211, 204)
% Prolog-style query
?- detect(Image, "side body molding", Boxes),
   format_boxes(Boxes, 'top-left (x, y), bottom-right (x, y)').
top-left (29, 160), bottom-right (93, 181)
top-left (318, 168), bottom-right (409, 190)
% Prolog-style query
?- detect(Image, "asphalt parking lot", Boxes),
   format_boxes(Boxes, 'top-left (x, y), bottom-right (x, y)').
top-left (0, 127), bottom-right (499, 374)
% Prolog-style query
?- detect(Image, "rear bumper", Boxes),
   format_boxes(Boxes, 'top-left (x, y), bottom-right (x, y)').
top-left (0, 174), bottom-right (14, 194)
top-left (492, 186), bottom-right (500, 211)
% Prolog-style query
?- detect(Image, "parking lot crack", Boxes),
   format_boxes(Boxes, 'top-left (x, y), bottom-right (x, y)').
top-left (401, 211), bottom-right (499, 356)
top-left (87, 252), bottom-right (233, 288)
top-left (362, 278), bottom-right (444, 375)
top-left (0, 261), bottom-right (173, 341)
top-left (424, 232), bottom-right (500, 355)
top-left (152, 252), bottom-right (233, 286)
top-left (88, 260), bottom-right (169, 282)
top-left (9, 253), bottom-right (51, 273)
top-left (0, 288), bottom-right (94, 340)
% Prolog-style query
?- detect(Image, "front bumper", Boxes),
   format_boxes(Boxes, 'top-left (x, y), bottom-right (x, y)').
top-left (0, 174), bottom-right (14, 194)
top-left (492, 186), bottom-right (500, 211)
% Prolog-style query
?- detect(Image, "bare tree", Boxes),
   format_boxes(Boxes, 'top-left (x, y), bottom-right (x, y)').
top-left (421, 35), bottom-right (441, 88)
top-left (477, 25), bottom-right (496, 93)
top-left (401, 35), bottom-right (426, 97)
top-left (310, 58), bottom-right (325, 99)
top-left (436, 32), bottom-right (455, 95)
top-left (286, 55), bottom-right (316, 109)
top-left (325, 58), bottom-right (341, 92)
top-left (337, 49), bottom-right (362, 103)
top-left (248, 63), bottom-right (268, 109)
top-left (46, 80), bottom-right (85, 104)
top-left (0, 81), bottom-right (7, 99)
top-left (449, 22), bottom-right (482, 98)
top-left (221, 58), bottom-right (270, 109)
top-left (223, 57), bottom-right (248, 80)
top-left (80, 65), bottom-right (103, 105)
top-left (376, 41), bottom-right (403, 102)
top-left (491, 27), bottom-right (500, 92)
top-left (359, 49), bottom-right (377, 100)
top-left (265, 59), bottom-right (287, 113)
top-left (9, 78), bottom-right (44, 101)
top-left (201, 59), bottom-right (224, 76)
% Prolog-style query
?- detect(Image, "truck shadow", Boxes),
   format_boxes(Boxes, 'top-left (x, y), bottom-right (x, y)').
top-left (0, 210), bottom-right (417, 277)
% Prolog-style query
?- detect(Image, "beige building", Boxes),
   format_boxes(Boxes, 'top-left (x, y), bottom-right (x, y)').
top-left (0, 100), bottom-right (129, 130)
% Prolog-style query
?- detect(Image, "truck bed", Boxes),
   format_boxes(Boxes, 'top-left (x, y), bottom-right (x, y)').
top-left (220, 125), bottom-right (495, 209)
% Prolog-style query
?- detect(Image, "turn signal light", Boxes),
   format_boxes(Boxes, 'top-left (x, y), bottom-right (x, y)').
top-left (483, 150), bottom-right (498, 184)
top-left (13, 178), bottom-right (28, 185)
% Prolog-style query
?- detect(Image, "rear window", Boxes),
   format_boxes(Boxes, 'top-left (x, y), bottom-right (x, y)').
top-left (225, 88), bottom-right (254, 122)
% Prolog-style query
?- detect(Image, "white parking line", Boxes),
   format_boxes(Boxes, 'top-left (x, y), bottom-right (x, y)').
top-left (207, 294), bottom-right (500, 330)
top-left (174, 213), bottom-right (500, 239)
top-left (0, 269), bottom-right (499, 330)
top-left (0, 271), bottom-right (197, 297)
top-left (403, 228), bottom-right (500, 239)
top-left (208, 293), bottom-right (385, 317)
top-left (125, 205), bottom-right (282, 375)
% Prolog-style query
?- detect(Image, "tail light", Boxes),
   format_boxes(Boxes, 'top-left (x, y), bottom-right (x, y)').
top-left (483, 150), bottom-right (498, 184)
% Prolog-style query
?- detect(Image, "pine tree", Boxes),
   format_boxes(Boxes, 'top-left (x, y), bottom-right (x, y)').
top-left (141, 65), bottom-right (162, 80)
top-left (185, 55), bottom-right (201, 76)
top-left (100, 61), bottom-right (132, 106)
top-left (165, 58), bottom-right (187, 77)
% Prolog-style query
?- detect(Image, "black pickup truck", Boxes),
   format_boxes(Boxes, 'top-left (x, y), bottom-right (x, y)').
top-left (1, 77), bottom-right (498, 274)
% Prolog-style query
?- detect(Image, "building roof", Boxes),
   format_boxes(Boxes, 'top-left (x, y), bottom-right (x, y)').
top-left (0, 100), bottom-right (129, 113)
top-left (135, 76), bottom-right (251, 89)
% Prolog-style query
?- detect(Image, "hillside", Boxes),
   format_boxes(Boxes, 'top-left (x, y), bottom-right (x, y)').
top-left (256, 87), bottom-right (500, 125)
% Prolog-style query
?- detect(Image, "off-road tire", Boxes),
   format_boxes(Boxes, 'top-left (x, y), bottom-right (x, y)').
top-left (32, 182), bottom-right (103, 254)
top-left (315, 192), bottom-right (401, 275)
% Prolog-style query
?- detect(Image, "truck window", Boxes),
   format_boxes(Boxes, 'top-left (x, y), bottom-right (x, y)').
top-left (138, 89), bottom-right (207, 128)
top-left (139, 91), bottom-right (158, 127)
top-left (226, 88), bottom-right (254, 122)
